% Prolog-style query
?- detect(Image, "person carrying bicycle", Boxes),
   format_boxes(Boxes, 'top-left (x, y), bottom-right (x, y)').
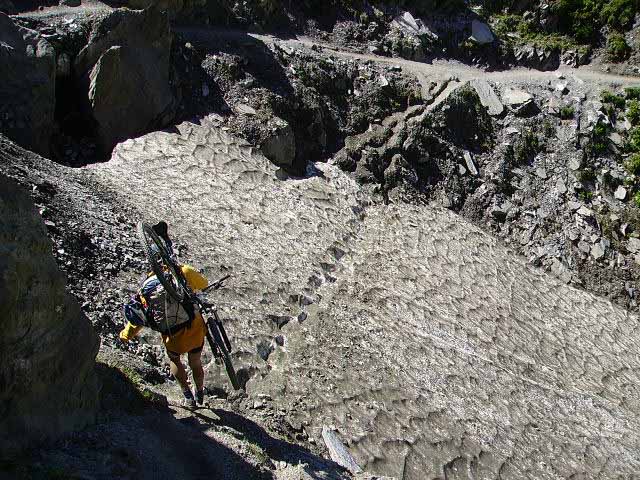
top-left (120, 221), bottom-right (209, 407)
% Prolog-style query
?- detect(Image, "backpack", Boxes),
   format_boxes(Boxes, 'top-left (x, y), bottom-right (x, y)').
top-left (138, 275), bottom-right (196, 335)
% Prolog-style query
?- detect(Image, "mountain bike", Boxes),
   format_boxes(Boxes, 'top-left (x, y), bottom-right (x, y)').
top-left (137, 221), bottom-right (241, 391)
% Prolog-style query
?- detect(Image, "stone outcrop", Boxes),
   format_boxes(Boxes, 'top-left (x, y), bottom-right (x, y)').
top-left (0, 173), bottom-right (99, 456)
top-left (0, 13), bottom-right (55, 156)
top-left (259, 116), bottom-right (296, 169)
top-left (75, 7), bottom-right (176, 154)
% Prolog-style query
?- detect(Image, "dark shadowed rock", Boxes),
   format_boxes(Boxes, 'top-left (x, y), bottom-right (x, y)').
top-left (75, 7), bottom-right (176, 154)
top-left (0, 13), bottom-right (55, 155)
top-left (0, 173), bottom-right (99, 456)
top-left (0, 0), bottom-right (16, 14)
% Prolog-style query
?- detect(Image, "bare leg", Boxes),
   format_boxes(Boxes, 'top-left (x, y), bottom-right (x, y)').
top-left (168, 353), bottom-right (190, 392)
top-left (188, 351), bottom-right (204, 393)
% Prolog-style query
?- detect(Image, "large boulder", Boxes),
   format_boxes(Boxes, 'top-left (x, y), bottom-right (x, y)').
top-left (0, 173), bottom-right (99, 456)
top-left (260, 116), bottom-right (296, 170)
top-left (75, 7), bottom-right (176, 154)
top-left (0, 13), bottom-right (55, 155)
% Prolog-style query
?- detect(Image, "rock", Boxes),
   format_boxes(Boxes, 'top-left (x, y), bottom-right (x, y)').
top-left (0, 14), bottom-right (55, 155)
top-left (491, 201), bottom-right (513, 222)
top-left (60, 0), bottom-right (81, 6)
top-left (75, 8), bottom-right (175, 154)
top-left (536, 167), bottom-right (547, 179)
top-left (556, 179), bottom-right (567, 194)
top-left (0, 174), bottom-right (99, 456)
top-left (260, 116), bottom-right (296, 170)
top-left (236, 104), bottom-right (257, 115)
top-left (502, 88), bottom-right (537, 116)
top-left (0, 0), bottom-right (16, 14)
top-left (463, 150), bottom-right (478, 176)
top-left (470, 20), bottom-right (494, 44)
top-left (615, 186), bottom-right (627, 201)
top-left (555, 82), bottom-right (569, 95)
top-left (391, 11), bottom-right (437, 39)
top-left (591, 242), bottom-right (605, 260)
top-left (627, 237), bottom-right (640, 253)
top-left (322, 426), bottom-right (363, 474)
top-left (384, 153), bottom-right (418, 187)
top-left (514, 44), bottom-right (560, 71)
top-left (568, 158), bottom-right (582, 171)
top-left (609, 132), bottom-right (624, 147)
top-left (470, 79), bottom-right (504, 116)
top-left (576, 206), bottom-right (593, 217)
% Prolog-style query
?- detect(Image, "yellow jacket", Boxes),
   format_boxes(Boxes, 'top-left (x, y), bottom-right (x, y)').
top-left (120, 264), bottom-right (209, 353)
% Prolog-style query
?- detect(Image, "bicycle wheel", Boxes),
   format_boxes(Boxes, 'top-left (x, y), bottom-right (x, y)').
top-left (207, 318), bottom-right (241, 390)
top-left (137, 222), bottom-right (186, 302)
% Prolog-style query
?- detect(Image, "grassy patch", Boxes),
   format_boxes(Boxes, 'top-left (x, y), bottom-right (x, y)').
top-left (601, 90), bottom-right (627, 109)
top-left (624, 152), bottom-right (640, 174)
top-left (627, 100), bottom-right (640, 125)
top-left (588, 121), bottom-right (611, 156)
top-left (625, 87), bottom-right (640, 100)
top-left (560, 105), bottom-right (575, 119)
top-left (553, 0), bottom-right (639, 43)
top-left (634, 190), bottom-right (640, 208)
top-left (607, 33), bottom-right (631, 61)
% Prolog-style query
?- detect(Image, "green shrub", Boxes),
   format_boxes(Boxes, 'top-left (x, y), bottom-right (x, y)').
top-left (587, 121), bottom-right (610, 156)
top-left (578, 167), bottom-right (597, 183)
top-left (607, 33), bottom-right (632, 61)
top-left (634, 190), bottom-right (640, 208)
top-left (625, 152), bottom-right (640, 174)
top-left (628, 127), bottom-right (640, 152)
top-left (601, 0), bottom-right (638, 30)
top-left (628, 100), bottom-right (640, 125)
top-left (553, 0), bottom-right (639, 44)
top-left (515, 131), bottom-right (540, 164)
top-left (601, 90), bottom-right (627, 109)
top-left (625, 87), bottom-right (640, 100)
top-left (560, 105), bottom-right (575, 119)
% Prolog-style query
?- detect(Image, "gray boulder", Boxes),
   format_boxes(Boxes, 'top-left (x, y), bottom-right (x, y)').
top-left (0, 173), bottom-right (99, 456)
top-left (260, 116), bottom-right (296, 170)
top-left (75, 7), bottom-right (176, 154)
top-left (470, 20), bottom-right (494, 44)
top-left (0, 13), bottom-right (55, 155)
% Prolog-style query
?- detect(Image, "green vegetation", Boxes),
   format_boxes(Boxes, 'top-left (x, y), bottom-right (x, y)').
top-left (515, 131), bottom-right (541, 164)
top-left (560, 105), bottom-right (575, 119)
top-left (492, 14), bottom-right (582, 51)
top-left (634, 190), bottom-right (640, 207)
top-left (601, 90), bottom-right (627, 109)
top-left (578, 167), bottom-right (597, 183)
top-left (624, 152), bottom-right (640, 174)
top-left (627, 127), bottom-right (640, 152)
top-left (589, 121), bottom-right (611, 156)
top-left (607, 33), bottom-right (631, 61)
top-left (553, 0), bottom-right (639, 43)
top-left (628, 100), bottom-right (640, 125)
top-left (579, 189), bottom-right (595, 201)
top-left (625, 87), bottom-right (640, 100)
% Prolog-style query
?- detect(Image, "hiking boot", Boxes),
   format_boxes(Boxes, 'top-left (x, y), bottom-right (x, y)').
top-left (196, 389), bottom-right (205, 406)
top-left (182, 389), bottom-right (196, 407)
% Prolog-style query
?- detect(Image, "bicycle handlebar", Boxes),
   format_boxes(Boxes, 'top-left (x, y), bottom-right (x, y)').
top-left (202, 274), bottom-right (231, 293)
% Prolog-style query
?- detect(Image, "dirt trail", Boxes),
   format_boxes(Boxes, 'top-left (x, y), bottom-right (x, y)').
top-left (197, 28), bottom-right (640, 92)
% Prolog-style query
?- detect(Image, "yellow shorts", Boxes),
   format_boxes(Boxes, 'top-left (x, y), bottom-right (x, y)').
top-left (163, 313), bottom-right (206, 355)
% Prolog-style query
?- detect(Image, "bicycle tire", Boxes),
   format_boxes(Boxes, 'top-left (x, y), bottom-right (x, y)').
top-left (208, 318), bottom-right (241, 390)
top-left (137, 222), bottom-right (186, 302)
